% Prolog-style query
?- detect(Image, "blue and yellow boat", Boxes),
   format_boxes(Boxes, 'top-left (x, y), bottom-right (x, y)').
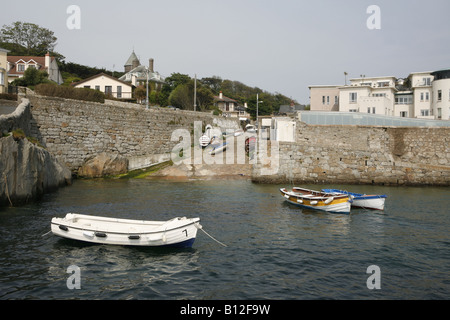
top-left (280, 187), bottom-right (352, 214)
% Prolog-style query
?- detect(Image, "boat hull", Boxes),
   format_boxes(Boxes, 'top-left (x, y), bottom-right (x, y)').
top-left (51, 213), bottom-right (201, 247)
top-left (280, 188), bottom-right (351, 214)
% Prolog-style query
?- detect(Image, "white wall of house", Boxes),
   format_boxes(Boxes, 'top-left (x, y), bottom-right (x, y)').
top-left (74, 74), bottom-right (132, 99)
top-left (309, 85), bottom-right (340, 111)
top-left (433, 78), bottom-right (450, 120)
top-left (0, 49), bottom-right (8, 94)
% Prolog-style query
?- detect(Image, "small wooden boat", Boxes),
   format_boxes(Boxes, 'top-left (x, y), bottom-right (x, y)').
top-left (51, 213), bottom-right (201, 247)
top-left (322, 189), bottom-right (387, 210)
top-left (280, 187), bottom-right (352, 214)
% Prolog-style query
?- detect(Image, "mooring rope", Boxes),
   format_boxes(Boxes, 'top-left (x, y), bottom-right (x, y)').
top-left (41, 230), bottom-right (52, 237)
top-left (196, 223), bottom-right (227, 247)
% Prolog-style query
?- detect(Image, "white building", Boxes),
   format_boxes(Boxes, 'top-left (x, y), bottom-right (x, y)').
top-left (73, 73), bottom-right (133, 99)
top-left (338, 76), bottom-right (397, 116)
top-left (309, 69), bottom-right (450, 121)
top-left (408, 71), bottom-right (433, 119)
top-left (430, 69), bottom-right (450, 120)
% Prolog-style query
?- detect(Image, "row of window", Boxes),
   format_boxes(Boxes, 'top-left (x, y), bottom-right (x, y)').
top-left (351, 109), bottom-right (432, 117)
top-left (322, 95), bottom-right (339, 105)
top-left (348, 90), bottom-right (450, 104)
top-left (16, 64), bottom-right (39, 72)
top-left (84, 85), bottom-right (123, 98)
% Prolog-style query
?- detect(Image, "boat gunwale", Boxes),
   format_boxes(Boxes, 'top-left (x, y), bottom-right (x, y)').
top-left (280, 188), bottom-right (350, 200)
top-left (51, 217), bottom-right (200, 236)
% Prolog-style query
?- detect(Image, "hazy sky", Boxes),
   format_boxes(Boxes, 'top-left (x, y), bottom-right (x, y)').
top-left (2, 0), bottom-right (450, 104)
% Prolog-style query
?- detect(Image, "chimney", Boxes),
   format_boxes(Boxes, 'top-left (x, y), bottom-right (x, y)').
top-left (45, 52), bottom-right (51, 68)
top-left (219, 91), bottom-right (223, 99)
top-left (149, 58), bottom-right (154, 73)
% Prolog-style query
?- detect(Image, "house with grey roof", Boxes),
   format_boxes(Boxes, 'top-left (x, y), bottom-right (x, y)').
top-left (119, 51), bottom-right (165, 88)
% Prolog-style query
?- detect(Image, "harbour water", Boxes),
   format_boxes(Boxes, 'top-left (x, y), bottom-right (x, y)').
top-left (0, 178), bottom-right (449, 300)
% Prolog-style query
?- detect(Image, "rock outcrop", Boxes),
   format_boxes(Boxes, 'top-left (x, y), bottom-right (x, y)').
top-left (0, 135), bottom-right (72, 207)
top-left (77, 153), bottom-right (128, 178)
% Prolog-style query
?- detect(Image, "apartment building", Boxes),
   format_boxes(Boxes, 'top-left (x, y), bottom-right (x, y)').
top-left (309, 68), bottom-right (450, 120)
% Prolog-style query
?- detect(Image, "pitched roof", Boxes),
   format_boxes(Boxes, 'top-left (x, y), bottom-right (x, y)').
top-left (124, 51), bottom-right (140, 66)
top-left (7, 55), bottom-right (55, 75)
top-left (72, 72), bottom-right (133, 87)
top-left (214, 94), bottom-right (238, 103)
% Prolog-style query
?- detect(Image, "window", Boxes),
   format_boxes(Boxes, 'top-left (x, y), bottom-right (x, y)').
top-left (372, 107), bottom-right (376, 114)
top-left (420, 93), bottom-right (424, 101)
top-left (423, 78), bottom-right (431, 86)
top-left (84, 85), bottom-right (90, 89)
top-left (437, 90), bottom-right (442, 101)
top-left (105, 86), bottom-right (112, 96)
top-left (17, 64), bottom-right (25, 72)
top-left (327, 96), bottom-right (330, 105)
top-left (95, 85), bottom-right (100, 91)
top-left (421, 110), bottom-right (430, 117)
top-left (117, 86), bottom-right (122, 98)
top-left (400, 111), bottom-right (408, 117)
top-left (426, 92), bottom-right (429, 101)
top-left (395, 95), bottom-right (413, 105)
top-left (322, 96), bottom-right (325, 104)
top-left (335, 96), bottom-right (339, 104)
top-left (349, 92), bottom-right (357, 103)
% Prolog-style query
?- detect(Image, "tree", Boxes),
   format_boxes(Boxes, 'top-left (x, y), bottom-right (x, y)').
top-left (11, 67), bottom-right (51, 87)
top-left (168, 82), bottom-right (193, 110)
top-left (0, 21), bottom-right (58, 56)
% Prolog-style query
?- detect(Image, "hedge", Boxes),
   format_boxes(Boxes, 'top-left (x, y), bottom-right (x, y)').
top-left (35, 83), bottom-right (105, 103)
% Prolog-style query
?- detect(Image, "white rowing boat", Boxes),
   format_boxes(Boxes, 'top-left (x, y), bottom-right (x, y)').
top-left (322, 189), bottom-right (387, 210)
top-left (51, 213), bottom-right (201, 247)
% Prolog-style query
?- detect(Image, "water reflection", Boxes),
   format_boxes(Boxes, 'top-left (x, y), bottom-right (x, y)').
top-left (45, 239), bottom-right (201, 299)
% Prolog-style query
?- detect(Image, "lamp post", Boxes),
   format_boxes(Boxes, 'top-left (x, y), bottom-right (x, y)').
top-left (146, 66), bottom-right (149, 109)
top-left (256, 93), bottom-right (263, 127)
top-left (194, 74), bottom-right (197, 112)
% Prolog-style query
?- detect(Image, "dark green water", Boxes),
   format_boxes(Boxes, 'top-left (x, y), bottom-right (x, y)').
top-left (0, 179), bottom-right (449, 299)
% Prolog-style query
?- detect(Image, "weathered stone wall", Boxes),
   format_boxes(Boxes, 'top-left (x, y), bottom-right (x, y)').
top-left (252, 121), bottom-right (450, 186)
top-left (28, 95), bottom-right (240, 172)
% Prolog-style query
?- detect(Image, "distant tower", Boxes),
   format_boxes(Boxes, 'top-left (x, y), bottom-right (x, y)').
top-left (124, 51), bottom-right (140, 73)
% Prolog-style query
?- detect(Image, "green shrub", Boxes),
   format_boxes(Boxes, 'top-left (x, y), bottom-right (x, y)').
top-left (35, 83), bottom-right (105, 103)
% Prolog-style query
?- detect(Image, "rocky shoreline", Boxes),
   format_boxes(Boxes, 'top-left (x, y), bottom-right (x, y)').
top-left (0, 134), bottom-right (72, 207)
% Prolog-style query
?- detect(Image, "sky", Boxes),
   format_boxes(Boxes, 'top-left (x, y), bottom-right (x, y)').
top-left (1, 0), bottom-right (450, 104)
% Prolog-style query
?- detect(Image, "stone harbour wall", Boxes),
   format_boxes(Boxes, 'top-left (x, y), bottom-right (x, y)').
top-left (28, 95), bottom-right (240, 173)
top-left (252, 121), bottom-right (450, 186)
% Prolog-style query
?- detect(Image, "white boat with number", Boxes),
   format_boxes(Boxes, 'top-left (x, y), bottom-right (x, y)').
top-left (51, 213), bottom-right (201, 248)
